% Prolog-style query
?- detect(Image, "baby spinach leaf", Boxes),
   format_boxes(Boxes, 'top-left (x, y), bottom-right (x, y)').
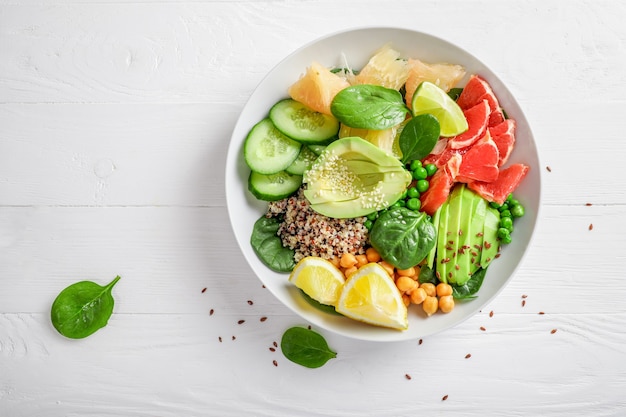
top-left (51, 276), bottom-right (121, 339)
top-left (399, 114), bottom-right (440, 164)
top-left (447, 87), bottom-right (464, 101)
top-left (369, 207), bottom-right (437, 270)
top-left (418, 265), bottom-right (438, 285)
top-left (452, 268), bottom-right (487, 299)
top-left (330, 85), bottom-right (409, 130)
top-left (250, 215), bottom-right (295, 272)
top-left (281, 326), bottom-right (337, 368)
top-left (300, 290), bottom-right (342, 316)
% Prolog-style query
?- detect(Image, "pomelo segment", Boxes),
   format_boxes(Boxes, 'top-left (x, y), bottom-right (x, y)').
top-left (352, 44), bottom-right (410, 90)
top-left (405, 58), bottom-right (465, 109)
top-left (467, 163), bottom-right (530, 205)
top-left (447, 100), bottom-right (490, 150)
top-left (288, 61), bottom-right (350, 116)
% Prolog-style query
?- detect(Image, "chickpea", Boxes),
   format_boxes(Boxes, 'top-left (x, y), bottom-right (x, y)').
top-left (329, 256), bottom-right (341, 268)
top-left (340, 253), bottom-right (357, 269)
top-left (396, 276), bottom-right (418, 293)
top-left (436, 282), bottom-right (453, 297)
top-left (420, 282), bottom-right (436, 297)
top-left (379, 261), bottom-right (395, 277)
top-left (439, 295), bottom-right (455, 313)
top-left (409, 287), bottom-right (427, 305)
top-left (355, 254), bottom-right (368, 268)
top-left (397, 267), bottom-right (416, 277)
top-left (422, 296), bottom-right (438, 316)
top-left (343, 266), bottom-right (358, 278)
top-left (365, 247), bottom-right (381, 263)
top-left (402, 294), bottom-right (411, 307)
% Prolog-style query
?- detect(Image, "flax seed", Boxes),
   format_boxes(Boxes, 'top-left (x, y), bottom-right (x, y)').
top-left (589, 223), bottom-right (593, 231)
top-left (465, 353), bottom-right (471, 359)
top-left (546, 166), bottom-right (552, 172)
top-left (273, 360), bottom-right (278, 367)
top-left (238, 319), bottom-right (245, 325)
top-left (405, 374), bottom-right (412, 380)
top-left (480, 326), bottom-right (486, 331)
top-left (269, 347), bottom-right (276, 352)
top-left (209, 309), bottom-right (214, 316)
top-left (551, 329), bottom-right (557, 334)
top-left (260, 316), bottom-right (268, 322)
top-left (247, 300), bottom-right (254, 305)
top-left (201, 287), bottom-right (207, 293)
top-left (489, 310), bottom-right (494, 317)
top-left (442, 394), bottom-right (449, 401)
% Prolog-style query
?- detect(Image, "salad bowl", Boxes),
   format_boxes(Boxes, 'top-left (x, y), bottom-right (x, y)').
top-left (225, 27), bottom-right (541, 342)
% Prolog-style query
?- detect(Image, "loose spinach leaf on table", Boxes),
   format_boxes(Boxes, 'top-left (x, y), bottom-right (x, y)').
top-left (399, 113), bottom-right (440, 164)
top-left (250, 215), bottom-right (295, 272)
top-left (281, 327), bottom-right (337, 368)
top-left (330, 85), bottom-right (409, 130)
top-left (452, 268), bottom-right (487, 300)
top-left (51, 276), bottom-right (121, 339)
top-left (369, 207), bottom-right (437, 270)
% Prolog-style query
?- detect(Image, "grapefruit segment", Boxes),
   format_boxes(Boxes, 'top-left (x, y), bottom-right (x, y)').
top-left (419, 156), bottom-right (459, 215)
top-left (456, 131), bottom-right (500, 183)
top-left (288, 61), bottom-right (350, 116)
top-left (467, 163), bottom-right (530, 205)
top-left (489, 119), bottom-right (516, 166)
top-left (447, 100), bottom-right (490, 149)
top-left (457, 75), bottom-right (499, 110)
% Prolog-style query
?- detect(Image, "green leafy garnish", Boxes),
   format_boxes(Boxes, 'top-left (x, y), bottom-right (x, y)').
top-left (399, 113), bottom-right (440, 164)
top-left (281, 327), bottom-right (337, 368)
top-left (451, 268), bottom-right (487, 299)
top-left (51, 276), bottom-right (121, 339)
top-left (447, 87), bottom-right (464, 101)
top-left (250, 216), bottom-right (295, 272)
top-left (299, 290), bottom-right (342, 316)
top-left (330, 85), bottom-right (409, 130)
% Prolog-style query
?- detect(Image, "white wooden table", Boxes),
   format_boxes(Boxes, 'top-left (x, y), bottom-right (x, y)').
top-left (2, 1), bottom-right (626, 416)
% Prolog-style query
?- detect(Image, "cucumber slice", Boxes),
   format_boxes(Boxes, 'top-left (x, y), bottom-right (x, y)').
top-left (248, 170), bottom-right (302, 201)
top-left (244, 118), bottom-right (301, 174)
top-left (307, 144), bottom-right (327, 155)
top-left (269, 99), bottom-right (340, 144)
top-left (285, 146), bottom-right (318, 175)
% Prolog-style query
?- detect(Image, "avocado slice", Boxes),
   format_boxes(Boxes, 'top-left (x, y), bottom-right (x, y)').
top-left (468, 192), bottom-right (487, 276)
top-left (437, 185), bottom-right (464, 284)
top-left (303, 137), bottom-right (412, 218)
top-left (434, 201), bottom-right (449, 280)
top-left (427, 204), bottom-right (443, 269)
top-left (480, 206), bottom-right (501, 269)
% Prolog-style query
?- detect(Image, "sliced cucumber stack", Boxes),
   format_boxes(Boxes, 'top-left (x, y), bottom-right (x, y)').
top-left (244, 118), bottom-right (301, 174)
top-left (248, 171), bottom-right (303, 201)
top-left (269, 99), bottom-right (339, 145)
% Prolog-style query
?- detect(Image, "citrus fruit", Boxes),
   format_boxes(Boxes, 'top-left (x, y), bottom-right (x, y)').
top-left (419, 162), bottom-right (455, 215)
top-left (404, 58), bottom-right (466, 109)
top-left (456, 131), bottom-right (500, 183)
top-left (335, 263), bottom-right (408, 330)
top-left (338, 123), bottom-right (402, 158)
top-left (288, 257), bottom-right (346, 306)
top-left (488, 119), bottom-right (517, 167)
top-left (288, 61), bottom-right (350, 116)
top-left (467, 163), bottom-right (530, 205)
top-left (411, 81), bottom-right (468, 137)
top-left (447, 99), bottom-right (490, 150)
top-left (352, 44), bottom-right (410, 90)
top-left (456, 74), bottom-right (505, 127)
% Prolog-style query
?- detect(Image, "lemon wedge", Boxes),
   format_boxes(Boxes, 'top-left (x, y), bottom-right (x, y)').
top-left (288, 257), bottom-right (346, 306)
top-left (336, 263), bottom-right (408, 330)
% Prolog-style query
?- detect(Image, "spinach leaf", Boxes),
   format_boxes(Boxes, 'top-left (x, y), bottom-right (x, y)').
top-left (418, 265), bottom-right (438, 285)
top-left (250, 215), bottom-right (295, 272)
top-left (281, 326), bottom-right (337, 368)
top-left (330, 85), bottom-right (409, 130)
top-left (399, 114), bottom-right (440, 164)
top-left (369, 207), bottom-right (437, 270)
top-left (300, 290), bottom-right (342, 316)
top-left (51, 276), bottom-right (121, 339)
top-left (452, 268), bottom-right (487, 299)
top-left (447, 87), bottom-right (464, 101)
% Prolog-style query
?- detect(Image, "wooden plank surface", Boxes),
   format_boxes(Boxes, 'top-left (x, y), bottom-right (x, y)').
top-left (2, 0), bottom-right (626, 416)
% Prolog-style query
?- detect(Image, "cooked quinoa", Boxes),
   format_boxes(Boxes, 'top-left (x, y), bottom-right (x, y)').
top-left (266, 187), bottom-right (369, 262)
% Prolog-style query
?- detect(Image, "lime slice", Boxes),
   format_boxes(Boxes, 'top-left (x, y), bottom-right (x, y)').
top-left (410, 81), bottom-right (468, 137)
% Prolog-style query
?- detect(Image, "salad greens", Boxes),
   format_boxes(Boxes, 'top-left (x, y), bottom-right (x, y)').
top-left (398, 113), bottom-right (440, 164)
top-left (281, 326), bottom-right (337, 368)
top-left (330, 85), bottom-right (409, 130)
top-left (250, 216), bottom-right (295, 272)
top-left (51, 276), bottom-right (121, 339)
top-left (369, 207), bottom-right (436, 270)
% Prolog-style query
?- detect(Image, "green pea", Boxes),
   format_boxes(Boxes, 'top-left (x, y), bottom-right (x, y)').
top-left (412, 167), bottom-right (428, 180)
top-left (497, 227), bottom-right (510, 241)
top-left (406, 198), bottom-right (421, 211)
top-left (511, 204), bottom-right (525, 218)
top-left (367, 212), bottom-right (378, 221)
top-left (416, 179), bottom-right (429, 193)
top-left (500, 217), bottom-right (513, 230)
top-left (364, 220), bottom-right (373, 230)
top-left (407, 187), bottom-right (420, 199)
top-left (392, 200), bottom-right (405, 208)
top-left (509, 198), bottom-right (520, 207)
top-left (500, 233), bottom-right (512, 244)
top-left (410, 160), bottom-right (423, 171)
top-left (506, 194), bottom-right (514, 203)
top-left (489, 201), bottom-right (501, 209)
top-left (500, 209), bottom-right (511, 218)
top-left (425, 163), bottom-right (437, 176)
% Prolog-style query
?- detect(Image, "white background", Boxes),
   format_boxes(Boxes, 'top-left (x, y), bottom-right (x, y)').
top-left (2, 1), bottom-right (626, 416)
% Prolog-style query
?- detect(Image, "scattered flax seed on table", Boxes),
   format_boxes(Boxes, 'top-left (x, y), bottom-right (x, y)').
top-left (405, 374), bottom-right (412, 380)
top-left (237, 319), bottom-right (245, 325)
top-left (539, 311), bottom-right (545, 315)
top-left (480, 326), bottom-right (486, 331)
top-left (522, 300), bottom-right (526, 307)
top-left (209, 309), bottom-right (214, 316)
top-left (465, 353), bottom-right (472, 359)
top-left (247, 300), bottom-right (254, 305)
top-left (218, 337), bottom-right (222, 342)
top-left (418, 339), bottom-right (423, 345)
top-left (273, 341), bottom-right (278, 348)
top-left (551, 329), bottom-right (558, 334)
top-left (269, 347), bottom-right (276, 352)
top-left (586, 203), bottom-right (593, 206)
top-left (546, 166), bottom-right (552, 172)
top-left (589, 223), bottom-right (594, 231)
top-left (201, 287), bottom-right (207, 293)
top-left (273, 360), bottom-right (278, 367)
top-left (232, 336), bottom-right (236, 341)
top-left (260, 316), bottom-right (268, 322)
top-left (489, 311), bottom-right (494, 317)
top-left (442, 394), bottom-right (449, 401)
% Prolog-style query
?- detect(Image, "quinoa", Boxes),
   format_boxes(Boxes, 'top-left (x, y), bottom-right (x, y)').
top-left (266, 187), bottom-right (369, 262)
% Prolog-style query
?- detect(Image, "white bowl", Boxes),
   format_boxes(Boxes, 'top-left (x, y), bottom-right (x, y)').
top-left (225, 27), bottom-right (541, 342)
